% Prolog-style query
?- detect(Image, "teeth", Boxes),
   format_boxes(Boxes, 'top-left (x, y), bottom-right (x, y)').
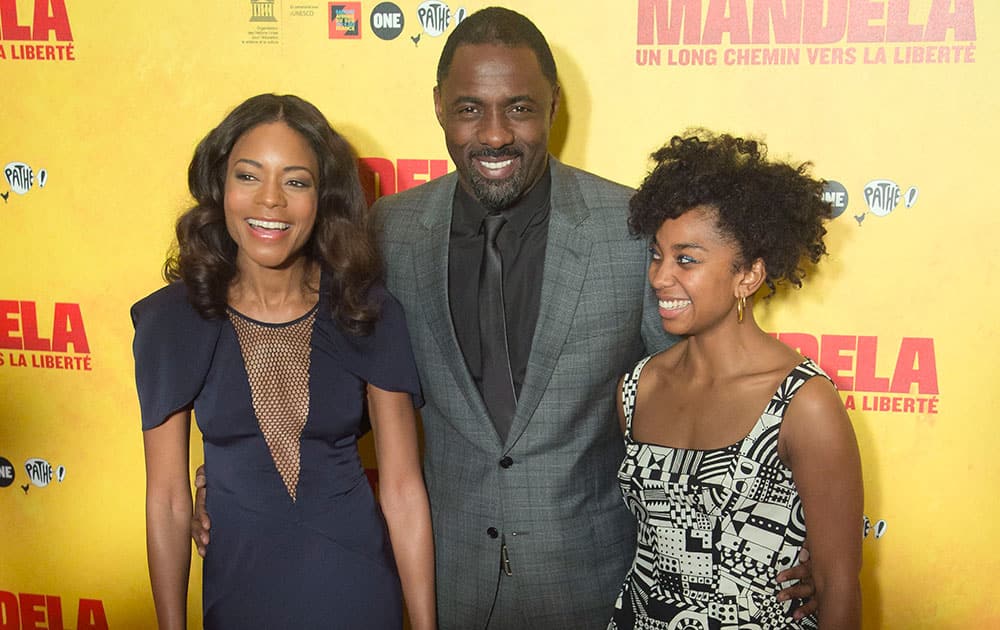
top-left (246, 218), bottom-right (290, 230)
top-left (658, 299), bottom-right (690, 310)
top-left (479, 158), bottom-right (514, 170)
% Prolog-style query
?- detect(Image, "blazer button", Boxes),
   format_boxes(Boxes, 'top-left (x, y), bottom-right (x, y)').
top-left (487, 527), bottom-right (499, 539)
top-left (499, 456), bottom-right (513, 468)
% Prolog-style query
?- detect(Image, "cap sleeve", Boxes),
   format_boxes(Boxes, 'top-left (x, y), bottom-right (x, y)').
top-left (313, 284), bottom-right (424, 408)
top-left (131, 282), bottom-right (224, 430)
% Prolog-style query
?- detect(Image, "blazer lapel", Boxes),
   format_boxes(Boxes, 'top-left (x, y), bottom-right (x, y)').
top-left (411, 174), bottom-right (502, 448)
top-left (506, 158), bottom-right (593, 447)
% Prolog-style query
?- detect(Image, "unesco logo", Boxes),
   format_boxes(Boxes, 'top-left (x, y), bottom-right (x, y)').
top-left (370, 2), bottom-right (404, 41)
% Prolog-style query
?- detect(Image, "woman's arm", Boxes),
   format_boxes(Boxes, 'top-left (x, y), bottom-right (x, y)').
top-left (368, 385), bottom-right (437, 630)
top-left (143, 409), bottom-right (193, 630)
top-left (781, 377), bottom-right (864, 629)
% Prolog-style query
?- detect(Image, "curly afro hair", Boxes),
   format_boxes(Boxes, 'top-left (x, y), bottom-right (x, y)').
top-left (629, 130), bottom-right (832, 295)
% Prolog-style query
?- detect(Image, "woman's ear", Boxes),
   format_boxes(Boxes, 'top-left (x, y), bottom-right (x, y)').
top-left (736, 258), bottom-right (767, 299)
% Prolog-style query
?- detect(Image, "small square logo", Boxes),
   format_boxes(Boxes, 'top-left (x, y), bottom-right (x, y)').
top-left (329, 3), bottom-right (362, 39)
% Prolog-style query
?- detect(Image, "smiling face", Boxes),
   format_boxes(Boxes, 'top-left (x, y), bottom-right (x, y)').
top-left (223, 121), bottom-right (319, 274)
top-left (649, 205), bottom-right (757, 336)
top-left (434, 43), bottom-right (559, 211)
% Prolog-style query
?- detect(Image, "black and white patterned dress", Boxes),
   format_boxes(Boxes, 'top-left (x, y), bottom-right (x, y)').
top-left (609, 357), bottom-right (823, 630)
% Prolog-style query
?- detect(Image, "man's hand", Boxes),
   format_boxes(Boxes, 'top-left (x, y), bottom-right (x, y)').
top-left (776, 545), bottom-right (818, 620)
top-left (191, 465), bottom-right (211, 558)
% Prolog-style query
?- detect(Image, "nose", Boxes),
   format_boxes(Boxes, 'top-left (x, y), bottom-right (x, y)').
top-left (256, 177), bottom-right (286, 208)
top-left (478, 109), bottom-right (514, 149)
top-left (648, 259), bottom-right (674, 291)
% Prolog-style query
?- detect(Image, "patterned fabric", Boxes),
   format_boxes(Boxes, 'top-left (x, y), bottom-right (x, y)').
top-left (609, 357), bottom-right (823, 630)
top-left (228, 306), bottom-right (316, 500)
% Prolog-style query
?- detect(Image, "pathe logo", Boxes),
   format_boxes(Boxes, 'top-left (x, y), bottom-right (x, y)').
top-left (371, 2), bottom-right (404, 41)
top-left (0, 0), bottom-right (76, 62)
top-left (23, 457), bottom-right (66, 494)
top-left (0, 456), bottom-right (14, 488)
top-left (416, 1), bottom-right (466, 38)
top-left (3, 160), bottom-right (48, 204)
top-left (329, 2), bottom-right (361, 39)
top-left (854, 179), bottom-right (918, 226)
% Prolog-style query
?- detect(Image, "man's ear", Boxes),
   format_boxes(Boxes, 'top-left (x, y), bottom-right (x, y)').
top-left (737, 258), bottom-right (767, 299)
top-left (433, 85), bottom-right (445, 127)
top-left (549, 83), bottom-right (561, 124)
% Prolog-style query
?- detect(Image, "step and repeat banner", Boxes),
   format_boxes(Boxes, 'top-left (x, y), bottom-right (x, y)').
top-left (1, 1), bottom-right (996, 628)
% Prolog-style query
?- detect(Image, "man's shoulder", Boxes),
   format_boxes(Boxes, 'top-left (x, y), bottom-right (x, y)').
top-left (551, 160), bottom-right (635, 200)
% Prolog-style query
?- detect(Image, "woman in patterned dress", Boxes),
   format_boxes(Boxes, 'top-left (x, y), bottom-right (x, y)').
top-left (134, 94), bottom-right (435, 629)
top-left (609, 131), bottom-right (863, 629)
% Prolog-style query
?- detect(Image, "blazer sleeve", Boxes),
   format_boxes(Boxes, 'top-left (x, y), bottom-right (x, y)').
top-left (131, 282), bottom-right (223, 430)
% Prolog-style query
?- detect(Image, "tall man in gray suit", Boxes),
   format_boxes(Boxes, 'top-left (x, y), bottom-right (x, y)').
top-left (192, 7), bottom-right (815, 628)
top-left (373, 9), bottom-right (670, 628)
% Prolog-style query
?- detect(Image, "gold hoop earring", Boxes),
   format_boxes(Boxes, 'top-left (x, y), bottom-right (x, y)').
top-left (737, 295), bottom-right (746, 323)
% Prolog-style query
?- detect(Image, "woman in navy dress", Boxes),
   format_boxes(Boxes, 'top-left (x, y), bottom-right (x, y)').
top-left (133, 94), bottom-right (436, 629)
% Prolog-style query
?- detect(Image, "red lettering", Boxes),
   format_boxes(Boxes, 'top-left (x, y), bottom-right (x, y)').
top-left (891, 337), bottom-right (938, 394)
top-left (819, 334), bottom-right (855, 391)
top-left (886, 0), bottom-right (924, 41)
top-left (45, 595), bottom-right (63, 630)
top-left (19, 592), bottom-right (45, 630)
top-left (0, 0), bottom-right (31, 40)
top-left (0, 300), bottom-right (19, 350)
top-left (32, 0), bottom-right (72, 41)
top-left (52, 302), bottom-right (89, 353)
top-left (637, 0), bottom-right (701, 45)
top-left (854, 336), bottom-right (890, 392)
top-left (752, 0), bottom-right (802, 44)
top-left (358, 157), bottom-right (395, 207)
top-left (397, 159), bottom-right (430, 192)
top-left (776, 332), bottom-right (819, 361)
top-left (19, 301), bottom-right (52, 351)
top-left (703, 0), bottom-right (749, 44)
top-left (0, 590), bottom-right (18, 630)
top-left (925, 0), bottom-right (976, 41)
top-left (77, 599), bottom-right (108, 630)
top-left (803, 0), bottom-right (848, 44)
top-left (847, 0), bottom-right (884, 43)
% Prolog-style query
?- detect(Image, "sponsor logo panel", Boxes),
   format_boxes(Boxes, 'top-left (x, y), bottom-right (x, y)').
top-left (329, 2), bottom-right (362, 39)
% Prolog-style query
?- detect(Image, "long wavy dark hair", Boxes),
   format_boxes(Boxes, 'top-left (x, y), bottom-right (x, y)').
top-left (164, 93), bottom-right (380, 335)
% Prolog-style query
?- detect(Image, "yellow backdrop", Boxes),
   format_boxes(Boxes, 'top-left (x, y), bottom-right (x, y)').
top-left (2, 0), bottom-right (996, 628)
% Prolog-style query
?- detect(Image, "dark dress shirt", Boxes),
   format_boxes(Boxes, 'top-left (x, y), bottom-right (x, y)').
top-left (448, 166), bottom-right (552, 399)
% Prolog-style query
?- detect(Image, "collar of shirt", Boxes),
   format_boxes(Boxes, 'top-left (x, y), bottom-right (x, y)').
top-left (451, 162), bottom-right (553, 240)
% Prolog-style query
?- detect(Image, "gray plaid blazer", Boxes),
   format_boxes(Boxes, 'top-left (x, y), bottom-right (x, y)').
top-left (375, 158), bottom-right (673, 630)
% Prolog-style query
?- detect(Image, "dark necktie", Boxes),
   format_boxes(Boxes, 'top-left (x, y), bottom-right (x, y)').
top-left (479, 212), bottom-right (517, 440)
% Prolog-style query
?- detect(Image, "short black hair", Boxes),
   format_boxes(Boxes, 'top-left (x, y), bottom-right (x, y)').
top-left (436, 7), bottom-right (558, 87)
top-left (629, 130), bottom-right (832, 295)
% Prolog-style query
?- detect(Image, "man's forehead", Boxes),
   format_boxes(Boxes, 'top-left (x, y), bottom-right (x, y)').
top-left (444, 43), bottom-right (546, 83)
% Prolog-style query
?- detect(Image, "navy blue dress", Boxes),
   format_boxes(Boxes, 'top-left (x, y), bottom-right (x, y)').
top-left (132, 280), bottom-right (423, 629)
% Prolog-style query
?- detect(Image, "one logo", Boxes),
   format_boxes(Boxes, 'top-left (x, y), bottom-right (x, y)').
top-left (0, 457), bottom-right (14, 488)
top-left (821, 180), bottom-right (848, 219)
top-left (416, 1), bottom-right (466, 38)
top-left (4, 161), bottom-right (48, 201)
top-left (371, 2), bottom-right (404, 41)
top-left (24, 457), bottom-right (66, 490)
top-left (249, 0), bottom-right (278, 22)
top-left (855, 179), bottom-right (918, 225)
top-left (329, 3), bottom-right (362, 39)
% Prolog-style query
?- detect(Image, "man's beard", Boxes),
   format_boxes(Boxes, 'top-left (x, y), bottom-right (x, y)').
top-left (466, 150), bottom-right (526, 211)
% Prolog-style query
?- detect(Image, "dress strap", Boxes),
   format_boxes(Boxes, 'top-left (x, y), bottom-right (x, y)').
top-left (763, 358), bottom-right (832, 421)
top-left (620, 355), bottom-right (653, 440)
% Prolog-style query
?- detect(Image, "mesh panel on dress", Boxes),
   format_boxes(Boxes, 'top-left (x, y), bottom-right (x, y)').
top-left (228, 309), bottom-right (315, 501)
